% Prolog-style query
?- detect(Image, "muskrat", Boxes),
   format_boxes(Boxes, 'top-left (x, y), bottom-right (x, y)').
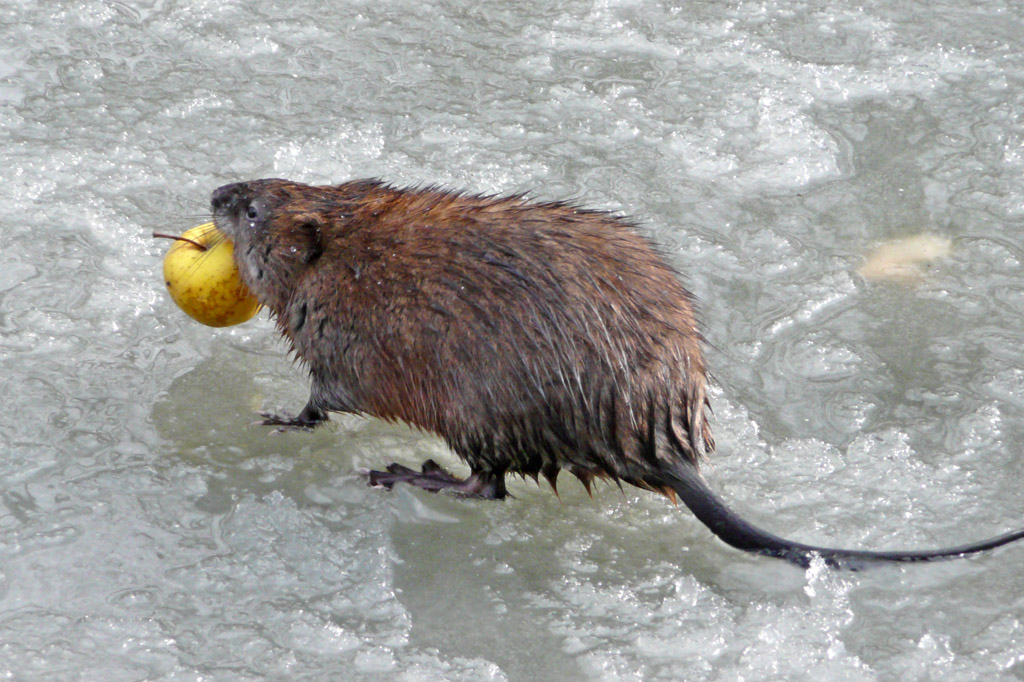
top-left (210, 178), bottom-right (1024, 569)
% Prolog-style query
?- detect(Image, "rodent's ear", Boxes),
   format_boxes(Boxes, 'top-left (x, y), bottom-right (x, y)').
top-left (296, 213), bottom-right (325, 264)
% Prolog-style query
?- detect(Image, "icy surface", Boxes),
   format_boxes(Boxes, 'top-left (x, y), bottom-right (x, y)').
top-left (3, 0), bottom-right (1024, 680)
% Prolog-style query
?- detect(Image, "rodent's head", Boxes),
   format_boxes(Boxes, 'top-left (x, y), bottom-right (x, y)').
top-left (211, 179), bottom-right (326, 314)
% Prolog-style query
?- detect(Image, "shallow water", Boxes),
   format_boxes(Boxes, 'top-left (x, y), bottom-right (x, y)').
top-left (3, 0), bottom-right (1024, 679)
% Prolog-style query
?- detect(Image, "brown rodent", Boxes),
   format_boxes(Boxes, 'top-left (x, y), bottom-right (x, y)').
top-left (210, 178), bottom-right (1024, 569)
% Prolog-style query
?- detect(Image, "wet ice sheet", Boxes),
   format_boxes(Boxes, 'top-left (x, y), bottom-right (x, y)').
top-left (3, 0), bottom-right (1024, 680)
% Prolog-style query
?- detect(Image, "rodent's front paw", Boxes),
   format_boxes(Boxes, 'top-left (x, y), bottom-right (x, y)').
top-left (257, 410), bottom-right (322, 432)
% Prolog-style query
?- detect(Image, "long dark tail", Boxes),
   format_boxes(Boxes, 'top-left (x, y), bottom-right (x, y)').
top-left (659, 463), bottom-right (1024, 570)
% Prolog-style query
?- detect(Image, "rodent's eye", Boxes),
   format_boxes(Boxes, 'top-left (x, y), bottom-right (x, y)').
top-left (244, 201), bottom-right (268, 227)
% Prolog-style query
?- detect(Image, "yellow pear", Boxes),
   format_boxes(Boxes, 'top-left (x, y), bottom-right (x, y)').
top-left (157, 222), bottom-right (261, 327)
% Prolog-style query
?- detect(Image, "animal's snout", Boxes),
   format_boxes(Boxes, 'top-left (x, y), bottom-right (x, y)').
top-left (211, 183), bottom-right (244, 213)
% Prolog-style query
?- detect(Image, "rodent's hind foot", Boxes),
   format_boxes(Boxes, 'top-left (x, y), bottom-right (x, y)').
top-left (364, 459), bottom-right (508, 499)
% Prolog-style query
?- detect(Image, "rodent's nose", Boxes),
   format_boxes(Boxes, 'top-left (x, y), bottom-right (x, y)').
top-left (211, 183), bottom-right (243, 213)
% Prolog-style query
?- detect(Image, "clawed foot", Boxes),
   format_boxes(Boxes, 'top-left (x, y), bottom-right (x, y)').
top-left (259, 411), bottom-right (318, 432)
top-left (258, 404), bottom-right (328, 432)
top-left (363, 459), bottom-right (507, 499)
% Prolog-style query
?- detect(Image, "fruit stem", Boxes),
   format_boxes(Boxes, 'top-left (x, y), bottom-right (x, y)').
top-left (152, 232), bottom-right (208, 251)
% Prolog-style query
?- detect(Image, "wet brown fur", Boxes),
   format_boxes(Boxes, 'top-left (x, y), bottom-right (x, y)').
top-left (214, 178), bottom-right (712, 495)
